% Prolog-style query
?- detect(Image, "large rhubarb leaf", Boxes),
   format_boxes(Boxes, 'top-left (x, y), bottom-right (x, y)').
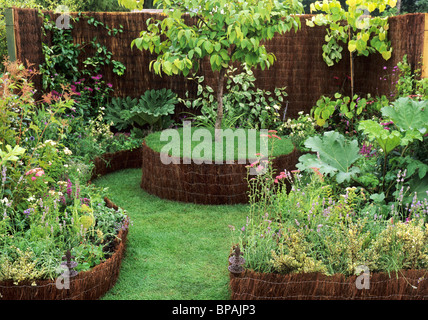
top-left (358, 120), bottom-right (402, 154)
top-left (381, 97), bottom-right (428, 135)
top-left (296, 131), bottom-right (361, 183)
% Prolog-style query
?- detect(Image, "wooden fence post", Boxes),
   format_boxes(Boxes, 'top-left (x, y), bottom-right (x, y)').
top-left (423, 13), bottom-right (428, 78)
top-left (5, 8), bottom-right (16, 62)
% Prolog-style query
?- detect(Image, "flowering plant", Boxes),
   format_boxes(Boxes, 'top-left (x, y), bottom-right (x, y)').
top-left (235, 153), bottom-right (428, 276)
top-left (0, 60), bottom-right (130, 284)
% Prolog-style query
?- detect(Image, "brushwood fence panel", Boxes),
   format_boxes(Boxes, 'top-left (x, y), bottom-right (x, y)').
top-left (9, 8), bottom-right (427, 119)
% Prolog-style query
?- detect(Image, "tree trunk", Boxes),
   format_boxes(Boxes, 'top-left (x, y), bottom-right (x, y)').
top-left (348, 27), bottom-right (354, 98)
top-left (215, 67), bottom-right (227, 141)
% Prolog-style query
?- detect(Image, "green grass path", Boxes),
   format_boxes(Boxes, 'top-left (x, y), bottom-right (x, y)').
top-left (93, 169), bottom-right (248, 300)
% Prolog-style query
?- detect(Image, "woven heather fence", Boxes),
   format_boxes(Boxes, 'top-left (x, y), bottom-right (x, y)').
top-left (10, 8), bottom-right (426, 120)
top-left (140, 142), bottom-right (300, 205)
top-left (0, 148), bottom-right (144, 300)
top-left (229, 269), bottom-right (428, 300)
top-left (90, 147), bottom-right (142, 180)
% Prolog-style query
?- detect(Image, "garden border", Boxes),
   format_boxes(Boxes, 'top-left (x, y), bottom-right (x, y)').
top-left (0, 198), bottom-right (128, 300)
top-left (140, 141), bottom-right (300, 205)
top-left (229, 268), bottom-right (428, 300)
top-left (0, 148), bottom-right (143, 300)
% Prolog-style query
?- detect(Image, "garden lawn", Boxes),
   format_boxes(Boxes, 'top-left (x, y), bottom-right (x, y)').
top-left (93, 168), bottom-right (248, 300)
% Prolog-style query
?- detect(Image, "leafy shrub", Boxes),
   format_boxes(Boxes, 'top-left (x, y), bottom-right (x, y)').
top-left (182, 65), bottom-right (286, 130)
top-left (277, 111), bottom-right (317, 151)
top-left (105, 89), bottom-right (178, 132)
top-left (131, 88), bottom-right (177, 131)
top-left (0, 60), bottom-right (130, 283)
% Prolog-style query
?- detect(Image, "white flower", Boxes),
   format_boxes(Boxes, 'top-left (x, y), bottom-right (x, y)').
top-left (63, 147), bottom-right (72, 155)
top-left (27, 196), bottom-right (35, 202)
top-left (64, 164), bottom-right (68, 168)
top-left (44, 140), bottom-right (57, 146)
top-left (0, 197), bottom-right (8, 205)
top-left (273, 104), bottom-right (280, 110)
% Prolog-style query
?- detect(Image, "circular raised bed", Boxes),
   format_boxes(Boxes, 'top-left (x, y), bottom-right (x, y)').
top-left (140, 129), bottom-right (300, 205)
top-left (0, 148), bottom-right (141, 300)
top-left (0, 198), bottom-right (128, 300)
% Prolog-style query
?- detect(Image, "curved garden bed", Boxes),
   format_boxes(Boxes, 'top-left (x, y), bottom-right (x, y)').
top-left (0, 148), bottom-right (142, 300)
top-left (0, 197), bottom-right (128, 300)
top-left (90, 147), bottom-right (143, 181)
top-left (228, 268), bottom-right (428, 300)
top-left (140, 129), bottom-right (300, 205)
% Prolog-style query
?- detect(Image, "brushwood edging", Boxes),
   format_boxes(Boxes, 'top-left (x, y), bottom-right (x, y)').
top-left (140, 142), bottom-right (300, 205)
top-left (90, 147), bottom-right (143, 181)
top-left (0, 198), bottom-right (128, 300)
top-left (0, 148), bottom-right (141, 300)
top-left (228, 268), bottom-right (428, 300)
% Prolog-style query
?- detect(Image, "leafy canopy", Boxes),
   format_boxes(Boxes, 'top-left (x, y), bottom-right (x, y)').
top-left (306, 0), bottom-right (396, 66)
top-left (130, 0), bottom-right (303, 76)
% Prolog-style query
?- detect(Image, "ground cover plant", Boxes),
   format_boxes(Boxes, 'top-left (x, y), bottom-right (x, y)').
top-left (144, 127), bottom-right (294, 162)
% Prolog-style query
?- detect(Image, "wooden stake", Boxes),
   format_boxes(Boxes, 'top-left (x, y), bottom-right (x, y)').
top-left (422, 13), bottom-right (428, 78)
top-left (5, 8), bottom-right (17, 62)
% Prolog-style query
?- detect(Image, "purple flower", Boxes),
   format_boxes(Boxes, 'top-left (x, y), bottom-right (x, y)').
top-left (66, 179), bottom-right (72, 198)
top-left (107, 83), bottom-right (113, 88)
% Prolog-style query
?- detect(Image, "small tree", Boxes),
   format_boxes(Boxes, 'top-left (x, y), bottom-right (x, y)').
top-left (122, 0), bottom-right (303, 135)
top-left (306, 0), bottom-right (396, 97)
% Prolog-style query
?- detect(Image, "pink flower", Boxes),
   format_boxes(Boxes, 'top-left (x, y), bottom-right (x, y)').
top-left (35, 170), bottom-right (45, 177)
top-left (31, 176), bottom-right (37, 181)
top-left (310, 167), bottom-right (324, 181)
top-left (26, 168), bottom-right (42, 176)
top-left (249, 160), bottom-right (259, 167)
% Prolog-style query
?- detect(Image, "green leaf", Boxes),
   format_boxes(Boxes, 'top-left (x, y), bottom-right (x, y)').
top-left (382, 97), bottom-right (428, 134)
top-left (204, 40), bottom-right (213, 54)
top-left (358, 120), bottom-right (401, 154)
top-left (348, 40), bottom-right (357, 52)
top-left (296, 131), bottom-right (361, 183)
